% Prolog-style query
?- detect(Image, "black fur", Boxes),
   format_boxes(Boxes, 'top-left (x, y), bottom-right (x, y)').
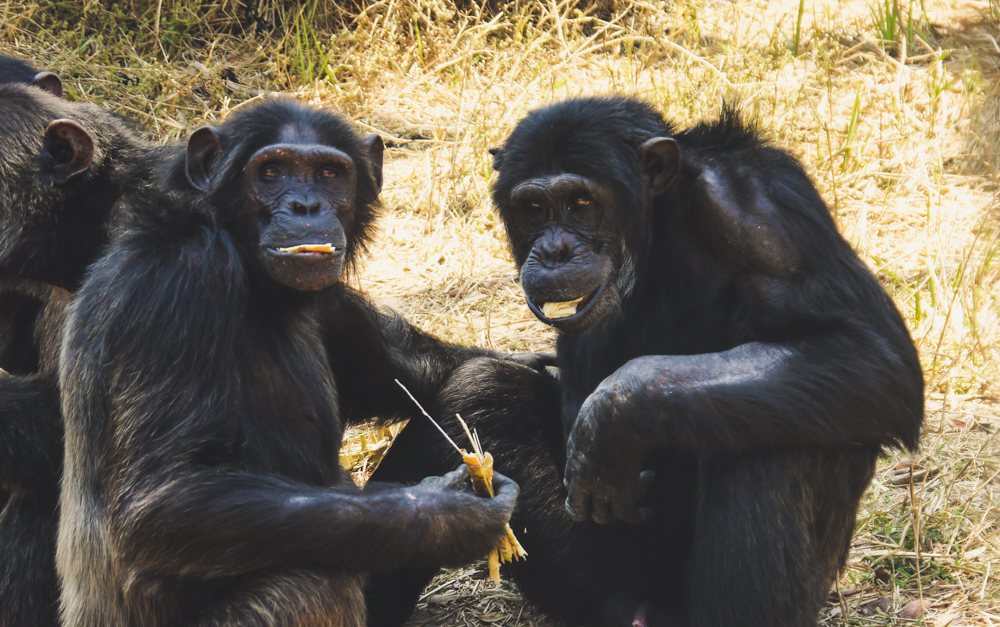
top-left (57, 99), bottom-right (519, 627)
top-left (0, 55), bottom-right (41, 85)
top-left (0, 73), bottom-right (169, 626)
top-left (0, 55), bottom-right (61, 97)
top-left (372, 96), bottom-right (924, 627)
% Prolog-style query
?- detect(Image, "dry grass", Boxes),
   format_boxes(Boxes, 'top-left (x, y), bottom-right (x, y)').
top-left (2, 0), bottom-right (998, 623)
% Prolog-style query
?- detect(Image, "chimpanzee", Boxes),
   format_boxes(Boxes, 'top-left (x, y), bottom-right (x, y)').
top-left (0, 57), bottom-right (66, 377)
top-left (0, 77), bottom-right (167, 626)
top-left (0, 55), bottom-right (62, 97)
top-left (370, 96), bottom-right (924, 627)
top-left (57, 98), bottom-right (522, 627)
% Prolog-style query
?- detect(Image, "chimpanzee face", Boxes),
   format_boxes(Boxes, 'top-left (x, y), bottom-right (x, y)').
top-left (185, 119), bottom-right (383, 292)
top-left (509, 173), bottom-right (622, 334)
top-left (246, 141), bottom-right (356, 290)
top-left (495, 137), bottom-right (680, 334)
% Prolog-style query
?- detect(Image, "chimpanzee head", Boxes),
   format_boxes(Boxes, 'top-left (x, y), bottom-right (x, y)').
top-left (180, 99), bottom-right (383, 291)
top-left (490, 97), bottom-right (679, 333)
top-left (0, 83), bottom-right (140, 290)
top-left (0, 55), bottom-right (63, 97)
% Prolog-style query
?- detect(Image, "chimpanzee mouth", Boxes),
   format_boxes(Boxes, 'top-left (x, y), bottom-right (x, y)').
top-left (527, 279), bottom-right (608, 325)
top-left (267, 243), bottom-right (340, 258)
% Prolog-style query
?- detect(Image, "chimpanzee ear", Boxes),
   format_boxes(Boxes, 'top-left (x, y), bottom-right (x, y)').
top-left (640, 137), bottom-right (680, 196)
top-left (43, 119), bottom-right (93, 185)
top-left (32, 71), bottom-right (63, 98)
top-left (488, 147), bottom-right (504, 171)
top-left (362, 134), bottom-right (384, 194)
top-left (186, 126), bottom-right (222, 193)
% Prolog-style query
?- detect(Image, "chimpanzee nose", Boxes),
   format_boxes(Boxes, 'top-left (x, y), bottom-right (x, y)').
top-left (290, 199), bottom-right (321, 216)
top-left (534, 231), bottom-right (575, 267)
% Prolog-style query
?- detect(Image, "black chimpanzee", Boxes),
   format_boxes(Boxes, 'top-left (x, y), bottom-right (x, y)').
top-left (0, 76), bottom-right (167, 626)
top-left (0, 57), bottom-right (67, 377)
top-left (370, 96), bottom-right (924, 627)
top-left (57, 99), bottom-right (522, 627)
top-left (0, 55), bottom-right (62, 97)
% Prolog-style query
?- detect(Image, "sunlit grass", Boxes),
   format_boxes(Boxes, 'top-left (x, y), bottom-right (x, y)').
top-left (1, 0), bottom-right (997, 622)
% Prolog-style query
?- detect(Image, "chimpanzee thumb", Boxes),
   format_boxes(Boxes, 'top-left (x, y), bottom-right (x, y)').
top-left (489, 471), bottom-right (519, 515)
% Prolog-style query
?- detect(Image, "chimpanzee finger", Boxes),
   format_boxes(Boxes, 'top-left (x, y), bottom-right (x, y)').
top-left (612, 495), bottom-right (654, 525)
top-left (507, 351), bottom-right (558, 371)
top-left (490, 471), bottom-right (520, 509)
top-left (591, 496), bottom-right (616, 525)
top-left (564, 486), bottom-right (592, 522)
top-left (633, 507), bottom-right (655, 525)
top-left (418, 465), bottom-right (470, 490)
top-left (636, 470), bottom-right (655, 501)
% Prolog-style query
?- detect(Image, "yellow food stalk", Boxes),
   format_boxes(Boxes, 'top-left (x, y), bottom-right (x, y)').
top-left (541, 295), bottom-right (585, 319)
top-left (461, 449), bottom-right (527, 584)
top-left (392, 383), bottom-right (528, 585)
top-left (276, 243), bottom-right (336, 253)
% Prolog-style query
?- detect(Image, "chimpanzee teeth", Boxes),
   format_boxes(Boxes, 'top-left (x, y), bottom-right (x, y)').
top-left (541, 295), bottom-right (587, 319)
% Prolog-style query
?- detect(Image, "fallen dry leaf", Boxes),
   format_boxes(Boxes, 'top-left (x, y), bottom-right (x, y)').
top-left (859, 597), bottom-right (891, 616)
top-left (895, 457), bottom-right (927, 470)
top-left (899, 599), bottom-right (931, 619)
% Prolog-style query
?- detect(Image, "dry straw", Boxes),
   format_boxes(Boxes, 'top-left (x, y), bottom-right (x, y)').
top-left (2, 0), bottom-right (998, 623)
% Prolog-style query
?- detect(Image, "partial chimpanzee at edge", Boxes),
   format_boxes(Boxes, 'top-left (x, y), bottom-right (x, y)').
top-left (57, 99), bottom-right (521, 627)
top-left (0, 55), bottom-right (62, 96)
top-left (0, 57), bottom-right (67, 377)
top-left (0, 70), bottom-right (166, 626)
top-left (371, 97), bottom-right (924, 627)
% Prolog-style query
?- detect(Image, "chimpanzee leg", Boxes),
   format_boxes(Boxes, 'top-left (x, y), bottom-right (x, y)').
top-left (364, 567), bottom-right (438, 627)
top-left (0, 496), bottom-right (59, 627)
top-left (686, 451), bottom-right (843, 627)
top-left (195, 570), bottom-right (365, 627)
top-left (369, 358), bottom-right (687, 627)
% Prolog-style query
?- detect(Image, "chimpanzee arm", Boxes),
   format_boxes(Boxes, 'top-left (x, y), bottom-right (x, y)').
top-left (564, 331), bottom-right (922, 525)
top-left (563, 155), bottom-right (924, 525)
top-left (113, 464), bottom-right (516, 577)
top-left (322, 287), bottom-right (554, 425)
top-left (62, 228), bottom-right (516, 580)
top-left (0, 372), bottom-right (62, 498)
top-left (573, 331), bottom-right (921, 450)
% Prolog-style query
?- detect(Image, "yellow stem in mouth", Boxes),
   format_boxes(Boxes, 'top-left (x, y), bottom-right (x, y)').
top-left (541, 295), bottom-right (586, 319)
top-left (276, 244), bottom-right (336, 253)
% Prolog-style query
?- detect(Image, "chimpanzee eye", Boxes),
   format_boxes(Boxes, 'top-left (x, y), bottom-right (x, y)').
top-left (260, 165), bottom-right (281, 180)
top-left (320, 168), bottom-right (338, 179)
top-left (572, 196), bottom-right (591, 209)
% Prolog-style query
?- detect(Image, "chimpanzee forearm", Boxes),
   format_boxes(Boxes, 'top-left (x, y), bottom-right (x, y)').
top-left (0, 372), bottom-right (62, 497)
top-left (114, 467), bottom-right (514, 578)
top-left (563, 331), bottom-right (922, 525)
top-left (570, 332), bottom-right (923, 458)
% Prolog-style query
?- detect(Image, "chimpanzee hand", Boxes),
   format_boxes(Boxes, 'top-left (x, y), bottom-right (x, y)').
top-left (415, 464), bottom-right (472, 491)
top-left (408, 464), bottom-right (519, 565)
top-left (415, 464), bottom-right (519, 525)
top-left (506, 351), bottom-right (558, 372)
top-left (563, 377), bottom-right (655, 526)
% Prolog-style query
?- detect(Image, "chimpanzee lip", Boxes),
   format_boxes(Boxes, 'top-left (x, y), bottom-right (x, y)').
top-left (526, 278), bottom-right (608, 326)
